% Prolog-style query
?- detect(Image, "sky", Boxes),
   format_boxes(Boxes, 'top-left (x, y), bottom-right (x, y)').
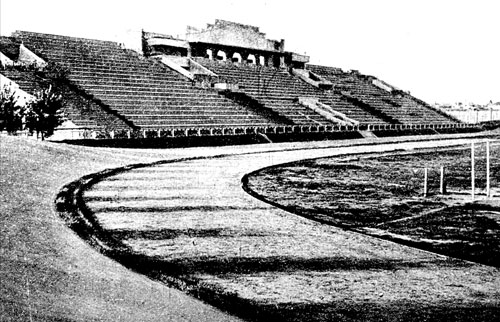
top-left (1, 0), bottom-right (499, 104)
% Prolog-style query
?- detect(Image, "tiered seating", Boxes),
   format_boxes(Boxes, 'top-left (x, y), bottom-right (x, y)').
top-left (308, 64), bottom-right (456, 124)
top-left (302, 65), bottom-right (384, 123)
top-left (195, 58), bottom-right (336, 126)
top-left (15, 31), bottom-right (280, 129)
top-left (318, 96), bottom-right (386, 124)
top-left (1, 69), bottom-right (44, 93)
top-left (197, 58), bottom-right (390, 125)
top-left (1, 68), bottom-right (129, 129)
top-left (10, 31), bottom-right (456, 132)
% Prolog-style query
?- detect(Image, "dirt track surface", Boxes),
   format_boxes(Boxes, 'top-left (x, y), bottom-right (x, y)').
top-left (1, 132), bottom-right (499, 321)
top-left (83, 134), bottom-right (499, 321)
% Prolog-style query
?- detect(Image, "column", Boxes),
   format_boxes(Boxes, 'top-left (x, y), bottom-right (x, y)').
top-left (267, 55), bottom-right (274, 67)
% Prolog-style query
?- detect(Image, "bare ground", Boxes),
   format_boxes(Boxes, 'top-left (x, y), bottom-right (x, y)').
top-left (0, 135), bottom-right (245, 322)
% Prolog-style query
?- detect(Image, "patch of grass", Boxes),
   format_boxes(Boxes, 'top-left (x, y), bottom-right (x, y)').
top-left (380, 205), bottom-right (500, 266)
top-left (247, 144), bottom-right (500, 266)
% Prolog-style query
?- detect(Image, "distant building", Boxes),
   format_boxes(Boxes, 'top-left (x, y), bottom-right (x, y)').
top-left (142, 19), bottom-right (309, 69)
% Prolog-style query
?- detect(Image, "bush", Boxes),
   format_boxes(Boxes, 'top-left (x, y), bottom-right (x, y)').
top-left (26, 85), bottom-right (66, 140)
top-left (0, 85), bottom-right (27, 134)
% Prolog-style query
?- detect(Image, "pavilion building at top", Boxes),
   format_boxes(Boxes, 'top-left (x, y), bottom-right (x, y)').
top-left (142, 19), bottom-right (310, 69)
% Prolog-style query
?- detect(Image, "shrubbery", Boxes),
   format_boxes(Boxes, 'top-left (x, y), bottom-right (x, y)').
top-left (0, 85), bottom-right (26, 134)
top-left (0, 83), bottom-right (65, 139)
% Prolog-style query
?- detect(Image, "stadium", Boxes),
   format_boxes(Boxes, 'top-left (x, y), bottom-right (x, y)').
top-left (1, 14), bottom-right (500, 322)
top-left (1, 19), bottom-right (488, 143)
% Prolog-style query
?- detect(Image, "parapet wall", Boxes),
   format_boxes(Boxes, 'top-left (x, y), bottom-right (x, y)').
top-left (186, 19), bottom-right (284, 52)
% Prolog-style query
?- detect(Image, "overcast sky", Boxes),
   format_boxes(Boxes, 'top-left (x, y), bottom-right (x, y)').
top-left (1, 0), bottom-right (499, 104)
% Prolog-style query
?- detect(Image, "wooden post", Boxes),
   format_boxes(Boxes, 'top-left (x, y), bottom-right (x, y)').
top-left (471, 142), bottom-right (475, 200)
top-left (486, 141), bottom-right (491, 198)
top-left (423, 168), bottom-right (429, 197)
top-left (440, 166), bottom-right (446, 194)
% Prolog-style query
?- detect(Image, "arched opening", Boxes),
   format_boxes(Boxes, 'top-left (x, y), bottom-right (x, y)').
top-left (259, 55), bottom-right (265, 66)
top-left (231, 52), bottom-right (242, 63)
top-left (272, 55), bottom-right (281, 68)
top-left (216, 50), bottom-right (227, 61)
top-left (205, 49), bottom-right (213, 60)
top-left (247, 54), bottom-right (256, 64)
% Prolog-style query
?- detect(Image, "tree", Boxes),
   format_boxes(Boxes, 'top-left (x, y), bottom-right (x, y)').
top-left (0, 84), bottom-right (26, 134)
top-left (27, 85), bottom-right (66, 140)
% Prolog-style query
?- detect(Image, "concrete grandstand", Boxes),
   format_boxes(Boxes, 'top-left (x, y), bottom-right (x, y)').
top-left (0, 20), bottom-right (479, 143)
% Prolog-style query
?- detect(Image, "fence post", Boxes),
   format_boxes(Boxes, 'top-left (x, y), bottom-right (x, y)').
top-left (486, 141), bottom-right (491, 198)
top-left (471, 142), bottom-right (475, 200)
top-left (440, 166), bottom-right (446, 195)
top-left (423, 168), bottom-right (429, 197)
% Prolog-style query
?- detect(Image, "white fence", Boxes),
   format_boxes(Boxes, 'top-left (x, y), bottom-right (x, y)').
top-left (442, 108), bottom-right (500, 124)
top-left (1, 122), bottom-right (484, 141)
top-left (49, 122), bottom-right (480, 140)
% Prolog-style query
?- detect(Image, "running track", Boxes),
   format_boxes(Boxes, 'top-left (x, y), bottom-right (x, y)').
top-left (80, 135), bottom-right (500, 321)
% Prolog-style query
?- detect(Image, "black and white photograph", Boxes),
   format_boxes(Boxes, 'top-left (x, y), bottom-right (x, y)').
top-left (1, 1), bottom-right (499, 321)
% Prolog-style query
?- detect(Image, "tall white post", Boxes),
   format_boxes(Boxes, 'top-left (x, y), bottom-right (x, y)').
top-left (486, 141), bottom-right (491, 198)
top-left (423, 168), bottom-right (428, 197)
top-left (471, 142), bottom-right (475, 200)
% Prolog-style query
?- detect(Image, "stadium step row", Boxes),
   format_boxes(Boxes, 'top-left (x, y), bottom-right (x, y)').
top-left (125, 118), bottom-right (278, 128)
top-left (68, 77), bottom-right (193, 90)
top-left (78, 86), bottom-right (230, 98)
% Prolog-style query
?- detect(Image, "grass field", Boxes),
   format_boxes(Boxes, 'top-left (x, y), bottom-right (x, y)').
top-left (246, 142), bottom-right (500, 267)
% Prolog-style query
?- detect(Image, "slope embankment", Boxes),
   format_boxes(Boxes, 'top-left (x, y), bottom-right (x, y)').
top-left (0, 135), bottom-right (244, 322)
